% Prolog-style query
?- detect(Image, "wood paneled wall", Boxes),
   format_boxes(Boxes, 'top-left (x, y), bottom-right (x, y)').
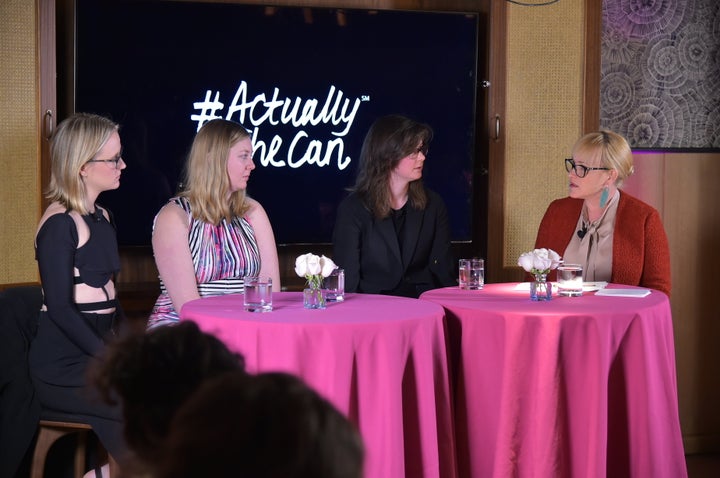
top-left (632, 152), bottom-right (720, 453)
top-left (2, 0), bottom-right (718, 454)
top-left (0, 0), bottom-right (41, 284)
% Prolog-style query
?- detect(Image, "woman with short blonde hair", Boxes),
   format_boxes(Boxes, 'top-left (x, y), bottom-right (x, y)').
top-left (535, 130), bottom-right (671, 295)
top-left (31, 112), bottom-right (129, 476)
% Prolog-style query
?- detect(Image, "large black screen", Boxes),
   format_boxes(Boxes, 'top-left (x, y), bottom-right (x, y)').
top-left (74, 0), bottom-right (479, 246)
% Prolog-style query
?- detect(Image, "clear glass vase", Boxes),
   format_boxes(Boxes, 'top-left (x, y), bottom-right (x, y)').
top-left (303, 287), bottom-right (327, 309)
top-left (530, 272), bottom-right (552, 301)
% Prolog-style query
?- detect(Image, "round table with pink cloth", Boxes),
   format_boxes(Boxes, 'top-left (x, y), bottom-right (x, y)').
top-left (420, 283), bottom-right (687, 478)
top-left (181, 291), bottom-right (457, 478)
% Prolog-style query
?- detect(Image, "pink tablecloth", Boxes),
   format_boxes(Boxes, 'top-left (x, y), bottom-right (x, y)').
top-left (180, 292), bottom-right (457, 478)
top-left (420, 283), bottom-right (687, 478)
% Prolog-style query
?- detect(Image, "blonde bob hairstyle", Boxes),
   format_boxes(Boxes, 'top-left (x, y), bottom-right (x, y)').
top-left (571, 130), bottom-right (635, 187)
top-left (45, 113), bottom-right (119, 215)
top-left (180, 119), bottom-right (252, 225)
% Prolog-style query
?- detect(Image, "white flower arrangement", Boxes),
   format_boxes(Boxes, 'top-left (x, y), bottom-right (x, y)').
top-left (517, 248), bottom-right (562, 276)
top-left (294, 253), bottom-right (337, 290)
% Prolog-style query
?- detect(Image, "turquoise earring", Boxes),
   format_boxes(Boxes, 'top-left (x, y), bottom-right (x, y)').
top-left (600, 186), bottom-right (609, 208)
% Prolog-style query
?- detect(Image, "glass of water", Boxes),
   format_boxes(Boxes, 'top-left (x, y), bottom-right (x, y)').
top-left (557, 264), bottom-right (583, 297)
top-left (243, 276), bottom-right (273, 312)
top-left (322, 268), bottom-right (345, 302)
top-left (459, 258), bottom-right (484, 290)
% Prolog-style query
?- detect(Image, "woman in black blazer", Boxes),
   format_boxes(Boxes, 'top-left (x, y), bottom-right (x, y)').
top-left (332, 115), bottom-right (456, 298)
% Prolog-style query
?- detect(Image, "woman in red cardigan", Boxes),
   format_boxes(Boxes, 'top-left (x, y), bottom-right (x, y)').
top-left (535, 130), bottom-right (671, 296)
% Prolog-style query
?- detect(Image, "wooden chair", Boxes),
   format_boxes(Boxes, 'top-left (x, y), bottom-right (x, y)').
top-left (31, 417), bottom-right (119, 478)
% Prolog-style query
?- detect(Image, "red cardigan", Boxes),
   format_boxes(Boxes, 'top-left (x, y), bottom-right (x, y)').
top-left (534, 192), bottom-right (671, 296)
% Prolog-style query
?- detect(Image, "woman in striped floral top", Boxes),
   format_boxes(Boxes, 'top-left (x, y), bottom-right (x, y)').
top-left (147, 119), bottom-right (281, 329)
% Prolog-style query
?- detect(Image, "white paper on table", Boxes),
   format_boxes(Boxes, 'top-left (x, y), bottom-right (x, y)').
top-left (514, 281), bottom-right (608, 292)
top-left (594, 288), bottom-right (651, 298)
top-left (580, 281), bottom-right (608, 292)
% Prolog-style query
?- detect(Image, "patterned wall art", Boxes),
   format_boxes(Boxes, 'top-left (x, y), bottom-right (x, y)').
top-left (601, 0), bottom-right (720, 150)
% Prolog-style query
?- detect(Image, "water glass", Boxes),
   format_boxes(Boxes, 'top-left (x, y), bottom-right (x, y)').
top-left (243, 276), bottom-right (273, 312)
top-left (557, 264), bottom-right (583, 297)
top-left (322, 268), bottom-right (345, 302)
top-left (459, 258), bottom-right (484, 290)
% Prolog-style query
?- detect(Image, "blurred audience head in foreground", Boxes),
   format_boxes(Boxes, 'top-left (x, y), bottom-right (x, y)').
top-left (92, 321), bottom-right (246, 471)
top-left (156, 371), bottom-right (365, 478)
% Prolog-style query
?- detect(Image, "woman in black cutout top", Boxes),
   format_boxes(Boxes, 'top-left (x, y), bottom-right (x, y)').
top-left (29, 113), bottom-right (129, 474)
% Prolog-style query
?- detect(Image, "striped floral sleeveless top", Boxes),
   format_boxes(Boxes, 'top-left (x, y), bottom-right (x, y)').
top-left (147, 196), bottom-right (260, 328)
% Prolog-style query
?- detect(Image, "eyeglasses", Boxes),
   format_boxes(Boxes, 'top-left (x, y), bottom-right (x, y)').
top-left (88, 154), bottom-right (123, 169)
top-left (409, 144), bottom-right (429, 158)
top-left (564, 158), bottom-right (609, 178)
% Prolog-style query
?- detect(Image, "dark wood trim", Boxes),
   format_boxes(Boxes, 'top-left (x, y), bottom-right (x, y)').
top-left (171, 0), bottom-right (488, 10)
top-left (38, 0), bottom-right (55, 215)
top-left (0, 282), bottom-right (41, 291)
top-left (485, 0), bottom-right (518, 283)
top-left (583, 0), bottom-right (602, 133)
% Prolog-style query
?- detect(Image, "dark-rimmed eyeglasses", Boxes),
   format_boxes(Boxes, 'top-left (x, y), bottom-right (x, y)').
top-left (409, 144), bottom-right (429, 158)
top-left (88, 155), bottom-right (123, 169)
top-left (564, 158), bottom-right (609, 178)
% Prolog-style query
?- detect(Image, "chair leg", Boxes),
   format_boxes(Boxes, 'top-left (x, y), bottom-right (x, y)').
top-left (109, 454), bottom-right (120, 477)
top-left (74, 431), bottom-right (88, 478)
top-left (31, 426), bottom-right (89, 478)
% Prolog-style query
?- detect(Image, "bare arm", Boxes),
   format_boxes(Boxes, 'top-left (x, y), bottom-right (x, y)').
top-left (245, 198), bottom-right (281, 290)
top-left (152, 203), bottom-right (201, 314)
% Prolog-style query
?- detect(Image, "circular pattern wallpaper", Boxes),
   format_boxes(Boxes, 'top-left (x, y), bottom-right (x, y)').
top-left (601, 0), bottom-right (720, 149)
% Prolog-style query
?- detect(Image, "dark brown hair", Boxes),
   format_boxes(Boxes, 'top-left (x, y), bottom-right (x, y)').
top-left (352, 114), bottom-right (432, 218)
top-left (92, 321), bottom-right (245, 466)
top-left (156, 371), bottom-right (364, 478)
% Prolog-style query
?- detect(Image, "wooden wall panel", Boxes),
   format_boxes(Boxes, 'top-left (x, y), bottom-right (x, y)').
top-left (623, 153), bottom-right (665, 213)
top-left (502, 1), bottom-right (584, 277)
top-left (664, 152), bottom-right (720, 452)
top-left (625, 151), bottom-right (720, 452)
top-left (0, 0), bottom-right (40, 284)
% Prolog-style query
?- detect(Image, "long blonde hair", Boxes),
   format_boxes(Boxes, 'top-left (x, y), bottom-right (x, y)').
top-left (45, 113), bottom-right (119, 214)
top-left (180, 119), bottom-right (252, 224)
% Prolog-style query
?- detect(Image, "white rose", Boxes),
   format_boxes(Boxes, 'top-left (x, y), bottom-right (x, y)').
top-left (518, 248), bottom-right (562, 273)
top-left (546, 248), bottom-right (561, 269)
top-left (533, 249), bottom-right (553, 271)
top-left (319, 255), bottom-right (336, 277)
top-left (305, 254), bottom-right (322, 276)
top-left (294, 253), bottom-right (313, 277)
top-left (517, 252), bottom-right (535, 272)
top-left (534, 248), bottom-right (561, 270)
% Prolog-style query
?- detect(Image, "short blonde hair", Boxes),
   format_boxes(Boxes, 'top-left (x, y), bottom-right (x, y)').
top-left (572, 130), bottom-right (634, 187)
top-left (181, 119), bottom-right (252, 224)
top-left (45, 113), bottom-right (119, 214)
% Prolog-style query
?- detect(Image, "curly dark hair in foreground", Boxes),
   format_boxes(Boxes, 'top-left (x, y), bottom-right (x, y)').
top-left (92, 321), bottom-right (246, 466)
top-left (156, 371), bottom-right (365, 478)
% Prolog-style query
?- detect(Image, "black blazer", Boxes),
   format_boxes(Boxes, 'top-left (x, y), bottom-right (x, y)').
top-left (332, 189), bottom-right (456, 297)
